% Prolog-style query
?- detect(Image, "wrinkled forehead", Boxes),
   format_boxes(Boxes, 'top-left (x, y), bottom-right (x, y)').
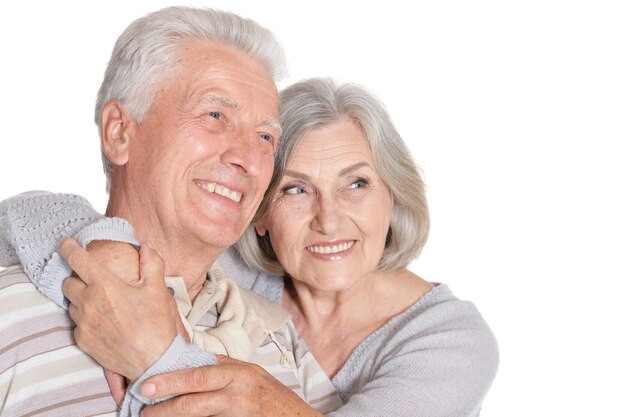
top-left (158, 40), bottom-right (280, 113)
top-left (288, 120), bottom-right (373, 170)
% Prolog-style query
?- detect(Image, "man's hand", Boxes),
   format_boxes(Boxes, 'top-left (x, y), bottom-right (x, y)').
top-left (61, 238), bottom-right (177, 381)
top-left (140, 356), bottom-right (323, 417)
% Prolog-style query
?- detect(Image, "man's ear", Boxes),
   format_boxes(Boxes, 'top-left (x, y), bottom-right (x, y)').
top-left (101, 101), bottom-right (134, 166)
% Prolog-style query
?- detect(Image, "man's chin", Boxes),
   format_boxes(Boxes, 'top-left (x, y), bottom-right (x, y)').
top-left (194, 226), bottom-right (244, 251)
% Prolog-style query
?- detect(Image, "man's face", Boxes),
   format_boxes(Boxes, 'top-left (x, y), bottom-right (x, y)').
top-left (122, 40), bottom-right (280, 252)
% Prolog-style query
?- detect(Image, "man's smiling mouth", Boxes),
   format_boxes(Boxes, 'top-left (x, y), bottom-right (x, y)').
top-left (196, 181), bottom-right (242, 203)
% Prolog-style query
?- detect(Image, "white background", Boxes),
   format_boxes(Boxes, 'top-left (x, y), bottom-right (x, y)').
top-left (1, 1), bottom-right (625, 416)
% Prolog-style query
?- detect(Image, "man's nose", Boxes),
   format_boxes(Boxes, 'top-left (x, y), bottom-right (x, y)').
top-left (221, 128), bottom-right (264, 176)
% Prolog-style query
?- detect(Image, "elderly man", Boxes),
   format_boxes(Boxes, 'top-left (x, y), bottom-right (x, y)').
top-left (0, 6), bottom-right (340, 417)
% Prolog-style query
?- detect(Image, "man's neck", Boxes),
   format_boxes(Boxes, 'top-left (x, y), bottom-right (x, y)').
top-left (106, 192), bottom-right (222, 302)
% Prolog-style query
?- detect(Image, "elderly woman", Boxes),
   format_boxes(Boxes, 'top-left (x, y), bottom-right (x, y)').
top-left (0, 78), bottom-right (498, 416)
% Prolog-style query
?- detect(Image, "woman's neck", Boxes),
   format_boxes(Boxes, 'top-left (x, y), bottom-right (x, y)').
top-left (282, 269), bottom-right (433, 378)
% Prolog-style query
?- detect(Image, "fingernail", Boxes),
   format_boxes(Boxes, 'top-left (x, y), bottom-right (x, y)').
top-left (142, 382), bottom-right (156, 397)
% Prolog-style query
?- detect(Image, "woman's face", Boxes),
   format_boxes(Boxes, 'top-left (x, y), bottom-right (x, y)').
top-left (257, 118), bottom-right (393, 293)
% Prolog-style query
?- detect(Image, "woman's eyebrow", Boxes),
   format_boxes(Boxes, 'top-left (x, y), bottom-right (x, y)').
top-left (339, 162), bottom-right (370, 176)
top-left (284, 170), bottom-right (310, 181)
top-left (284, 162), bottom-right (371, 181)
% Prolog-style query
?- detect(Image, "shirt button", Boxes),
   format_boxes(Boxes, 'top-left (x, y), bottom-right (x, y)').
top-left (167, 287), bottom-right (175, 296)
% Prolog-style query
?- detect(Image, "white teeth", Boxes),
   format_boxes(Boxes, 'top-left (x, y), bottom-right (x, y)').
top-left (197, 182), bottom-right (242, 203)
top-left (307, 241), bottom-right (355, 254)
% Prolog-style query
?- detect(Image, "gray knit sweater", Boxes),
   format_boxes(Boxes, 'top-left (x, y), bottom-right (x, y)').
top-left (225, 252), bottom-right (499, 416)
top-left (0, 191), bottom-right (499, 416)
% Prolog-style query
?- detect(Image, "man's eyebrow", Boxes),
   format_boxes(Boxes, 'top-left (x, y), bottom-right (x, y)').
top-left (200, 94), bottom-right (242, 109)
top-left (199, 94), bottom-right (281, 134)
top-left (264, 117), bottom-right (282, 135)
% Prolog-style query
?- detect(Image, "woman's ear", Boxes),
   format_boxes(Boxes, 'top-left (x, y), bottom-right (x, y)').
top-left (255, 221), bottom-right (268, 236)
top-left (101, 101), bottom-right (134, 166)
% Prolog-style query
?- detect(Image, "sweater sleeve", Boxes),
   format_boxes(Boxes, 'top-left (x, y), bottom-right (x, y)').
top-left (120, 335), bottom-right (218, 417)
top-left (0, 191), bottom-right (138, 308)
top-left (327, 290), bottom-right (499, 417)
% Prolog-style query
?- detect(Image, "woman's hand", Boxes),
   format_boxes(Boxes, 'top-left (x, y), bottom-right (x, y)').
top-left (140, 356), bottom-right (323, 417)
top-left (105, 369), bottom-right (127, 406)
top-left (60, 238), bottom-right (178, 381)
top-left (85, 240), bottom-right (141, 284)
top-left (83, 240), bottom-right (141, 404)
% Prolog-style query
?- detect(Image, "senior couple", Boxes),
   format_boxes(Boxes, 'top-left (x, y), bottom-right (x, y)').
top-left (0, 6), bottom-right (498, 417)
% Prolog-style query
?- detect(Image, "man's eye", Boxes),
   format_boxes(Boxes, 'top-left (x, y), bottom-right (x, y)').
top-left (208, 111), bottom-right (223, 120)
top-left (259, 133), bottom-right (273, 142)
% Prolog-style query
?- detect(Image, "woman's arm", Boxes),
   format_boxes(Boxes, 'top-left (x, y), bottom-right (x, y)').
top-left (138, 339), bottom-right (498, 417)
top-left (0, 191), bottom-right (138, 307)
top-left (140, 357), bottom-right (324, 417)
top-left (136, 294), bottom-right (499, 417)
top-left (60, 239), bottom-right (218, 417)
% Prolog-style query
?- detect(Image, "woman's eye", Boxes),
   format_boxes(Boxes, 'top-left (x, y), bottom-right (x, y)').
top-left (208, 111), bottom-right (223, 120)
top-left (284, 186), bottom-right (305, 195)
top-left (350, 178), bottom-right (369, 189)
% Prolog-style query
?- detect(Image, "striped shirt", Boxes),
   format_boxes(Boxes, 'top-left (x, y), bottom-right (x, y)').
top-left (0, 268), bottom-right (341, 416)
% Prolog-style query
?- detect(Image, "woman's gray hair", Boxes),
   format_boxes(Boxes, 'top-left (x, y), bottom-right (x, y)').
top-left (96, 6), bottom-right (287, 192)
top-left (237, 78), bottom-right (430, 275)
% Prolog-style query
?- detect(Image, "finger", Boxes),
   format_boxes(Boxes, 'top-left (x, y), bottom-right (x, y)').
top-left (214, 354), bottom-right (232, 363)
top-left (141, 365), bottom-right (235, 399)
top-left (62, 276), bottom-right (87, 304)
top-left (138, 243), bottom-right (165, 285)
top-left (59, 237), bottom-right (81, 258)
top-left (60, 238), bottom-right (106, 286)
top-left (212, 355), bottom-right (249, 367)
top-left (67, 302), bottom-right (79, 324)
top-left (104, 369), bottom-right (127, 406)
top-left (142, 392), bottom-right (221, 417)
top-left (170, 299), bottom-right (191, 343)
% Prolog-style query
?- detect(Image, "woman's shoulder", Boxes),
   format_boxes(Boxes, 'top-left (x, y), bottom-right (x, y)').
top-left (351, 282), bottom-right (499, 379)
top-left (334, 283), bottom-right (499, 411)
top-left (385, 283), bottom-right (498, 352)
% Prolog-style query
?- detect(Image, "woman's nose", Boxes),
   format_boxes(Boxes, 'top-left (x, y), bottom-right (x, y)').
top-left (310, 195), bottom-right (341, 235)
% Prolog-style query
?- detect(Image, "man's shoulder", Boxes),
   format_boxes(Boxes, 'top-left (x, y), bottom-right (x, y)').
top-left (0, 265), bottom-right (67, 320)
top-left (0, 265), bottom-right (32, 289)
top-left (0, 265), bottom-right (116, 416)
top-left (0, 264), bottom-right (26, 277)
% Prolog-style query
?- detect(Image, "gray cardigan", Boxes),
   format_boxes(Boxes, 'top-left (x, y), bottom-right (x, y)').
top-left (224, 250), bottom-right (499, 417)
top-left (0, 191), bottom-right (499, 416)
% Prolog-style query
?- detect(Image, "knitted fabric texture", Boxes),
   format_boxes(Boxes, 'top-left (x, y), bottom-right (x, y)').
top-left (0, 191), bottom-right (138, 307)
